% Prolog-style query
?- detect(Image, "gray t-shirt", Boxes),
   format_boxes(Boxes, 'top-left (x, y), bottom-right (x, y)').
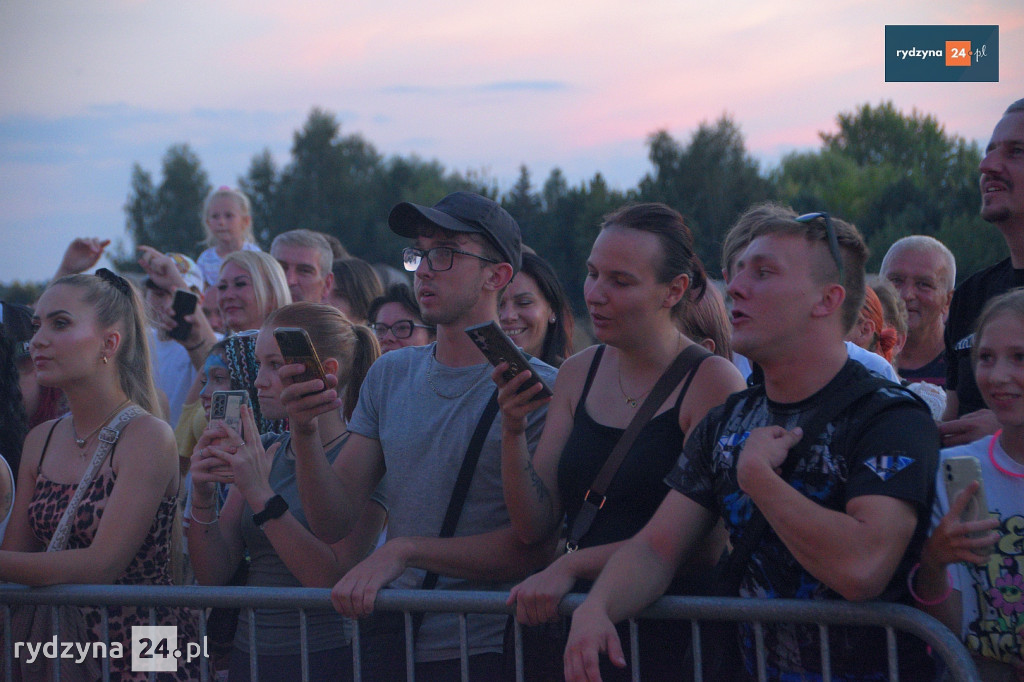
top-left (235, 432), bottom-right (385, 655)
top-left (347, 342), bottom-right (556, 663)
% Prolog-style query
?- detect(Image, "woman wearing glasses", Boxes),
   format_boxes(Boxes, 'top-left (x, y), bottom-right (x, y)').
top-left (368, 284), bottom-right (436, 353)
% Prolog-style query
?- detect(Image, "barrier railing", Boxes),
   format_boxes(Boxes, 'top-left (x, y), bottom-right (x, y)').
top-left (0, 584), bottom-right (979, 681)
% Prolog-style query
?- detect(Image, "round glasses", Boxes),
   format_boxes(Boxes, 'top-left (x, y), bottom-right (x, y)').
top-left (372, 319), bottom-right (434, 339)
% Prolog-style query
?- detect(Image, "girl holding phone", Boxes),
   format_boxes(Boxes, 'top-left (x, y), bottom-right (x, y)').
top-left (913, 289), bottom-right (1024, 681)
top-left (187, 302), bottom-right (385, 681)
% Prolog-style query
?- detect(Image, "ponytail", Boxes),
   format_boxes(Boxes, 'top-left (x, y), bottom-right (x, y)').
top-left (343, 325), bottom-right (381, 421)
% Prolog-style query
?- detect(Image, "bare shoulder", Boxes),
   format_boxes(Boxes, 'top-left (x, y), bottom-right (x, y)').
top-left (552, 344), bottom-right (602, 411)
top-left (114, 414), bottom-right (178, 469)
top-left (553, 344), bottom-right (601, 390)
top-left (19, 419), bottom-right (62, 477)
top-left (692, 355), bottom-right (746, 393)
top-left (679, 354), bottom-right (747, 434)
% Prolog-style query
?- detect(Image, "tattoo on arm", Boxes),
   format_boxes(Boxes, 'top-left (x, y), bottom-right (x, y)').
top-left (524, 458), bottom-right (552, 509)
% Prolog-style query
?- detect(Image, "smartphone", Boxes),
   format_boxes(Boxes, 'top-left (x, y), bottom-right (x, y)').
top-left (210, 390), bottom-right (249, 435)
top-left (168, 290), bottom-right (198, 342)
top-left (274, 327), bottom-right (327, 390)
top-left (465, 321), bottom-right (553, 399)
top-left (944, 456), bottom-right (993, 552)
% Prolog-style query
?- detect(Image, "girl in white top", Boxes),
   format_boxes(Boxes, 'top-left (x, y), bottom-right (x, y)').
top-left (913, 289), bottom-right (1024, 681)
top-left (196, 186), bottom-right (262, 288)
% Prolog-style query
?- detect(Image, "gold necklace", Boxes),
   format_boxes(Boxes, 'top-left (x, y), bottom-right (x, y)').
top-left (71, 398), bottom-right (131, 448)
top-left (616, 334), bottom-right (683, 408)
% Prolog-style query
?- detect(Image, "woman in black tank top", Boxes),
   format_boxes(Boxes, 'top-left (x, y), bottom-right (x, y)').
top-left (495, 204), bottom-right (746, 679)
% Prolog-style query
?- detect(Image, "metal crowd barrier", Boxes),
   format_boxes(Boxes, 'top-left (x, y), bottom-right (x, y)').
top-left (0, 584), bottom-right (979, 681)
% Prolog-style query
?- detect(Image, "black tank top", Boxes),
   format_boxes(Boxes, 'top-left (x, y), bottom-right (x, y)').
top-left (556, 345), bottom-right (696, 551)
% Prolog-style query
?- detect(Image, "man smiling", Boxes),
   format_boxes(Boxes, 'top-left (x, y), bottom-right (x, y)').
top-left (941, 98), bottom-right (1024, 444)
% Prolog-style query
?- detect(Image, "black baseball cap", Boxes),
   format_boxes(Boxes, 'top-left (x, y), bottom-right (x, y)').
top-left (1, 301), bottom-right (34, 359)
top-left (388, 191), bottom-right (522, 273)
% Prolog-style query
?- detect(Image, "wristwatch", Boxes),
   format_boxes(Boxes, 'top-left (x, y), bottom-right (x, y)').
top-left (252, 494), bottom-right (289, 528)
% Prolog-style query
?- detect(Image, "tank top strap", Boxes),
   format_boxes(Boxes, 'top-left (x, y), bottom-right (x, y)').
top-left (36, 418), bottom-right (63, 468)
top-left (671, 346), bottom-right (712, 412)
top-left (578, 344), bottom-right (606, 405)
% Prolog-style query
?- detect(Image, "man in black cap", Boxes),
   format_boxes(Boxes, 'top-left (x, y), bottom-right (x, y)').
top-left (293, 192), bottom-right (557, 679)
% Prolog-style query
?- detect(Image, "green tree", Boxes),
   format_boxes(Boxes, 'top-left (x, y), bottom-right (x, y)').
top-left (123, 144), bottom-right (211, 263)
top-left (775, 102), bottom-right (987, 276)
top-left (638, 116), bottom-right (770, 274)
top-left (240, 149), bottom-right (279, 245)
top-left (272, 108), bottom-right (385, 251)
top-left (502, 165), bottom-right (542, 247)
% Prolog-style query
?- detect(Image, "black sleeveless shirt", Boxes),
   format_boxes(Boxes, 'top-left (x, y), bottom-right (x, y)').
top-left (557, 345), bottom-right (695, 551)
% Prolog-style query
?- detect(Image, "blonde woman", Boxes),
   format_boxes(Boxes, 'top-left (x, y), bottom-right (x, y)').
top-left (0, 270), bottom-right (197, 681)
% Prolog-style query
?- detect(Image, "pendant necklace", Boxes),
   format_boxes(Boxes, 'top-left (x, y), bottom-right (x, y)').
top-left (71, 398), bottom-right (131, 449)
top-left (616, 334), bottom-right (682, 408)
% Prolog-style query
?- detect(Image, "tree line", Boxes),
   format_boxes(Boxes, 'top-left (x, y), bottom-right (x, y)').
top-left (1, 102), bottom-right (1001, 312)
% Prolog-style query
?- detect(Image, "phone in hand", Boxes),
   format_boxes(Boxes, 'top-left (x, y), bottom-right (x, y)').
top-left (465, 321), bottom-right (553, 399)
top-left (209, 390), bottom-right (249, 480)
top-left (944, 456), bottom-right (993, 553)
top-left (274, 327), bottom-right (327, 393)
top-left (168, 290), bottom-right (198, 341)
top-left (211, 390), bottom-right (248, 435)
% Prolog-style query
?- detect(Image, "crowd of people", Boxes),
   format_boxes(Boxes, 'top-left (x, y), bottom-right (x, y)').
top-left (0, 98), bottom-right (1021, 681)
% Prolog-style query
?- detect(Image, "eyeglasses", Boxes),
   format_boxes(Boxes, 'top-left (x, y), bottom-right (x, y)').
top-left (794, 212), bottom-right (844, 283)
top-left (402, 246), bottom-right (498, 272)
top-left (372, 319), bottom-right (434, 339)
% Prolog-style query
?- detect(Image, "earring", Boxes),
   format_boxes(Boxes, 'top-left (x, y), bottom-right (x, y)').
top-left (549, 315), bottom-right (557, 324)
top-left (102, 356), bottom-right (108, 365)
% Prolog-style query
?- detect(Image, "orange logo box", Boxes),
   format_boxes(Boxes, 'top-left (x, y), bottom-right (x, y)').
top-left (946, 41), bottom-right (971, 66)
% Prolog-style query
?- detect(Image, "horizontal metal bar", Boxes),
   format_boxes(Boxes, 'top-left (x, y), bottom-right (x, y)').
top-left (0, 585), bottom-right (980, 681)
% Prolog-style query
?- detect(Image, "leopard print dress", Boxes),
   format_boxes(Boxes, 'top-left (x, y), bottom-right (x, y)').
top-left (28, 427), bottom-right (200, 681)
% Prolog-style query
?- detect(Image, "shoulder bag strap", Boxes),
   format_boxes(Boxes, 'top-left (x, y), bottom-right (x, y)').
top-left (716, 375), bottom-right (889, 593)
top-left (410, 389), bottom-right (500, 634)
top-left (565, 344), bottom-right (711, 553)
top-left (47, 405), bottom-right (145, 552)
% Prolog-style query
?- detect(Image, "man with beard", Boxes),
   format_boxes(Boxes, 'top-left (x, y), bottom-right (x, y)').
top-left (941, 98), bottom-right (1024, 445)
top-left (293, 192), bottom-right (557, 680)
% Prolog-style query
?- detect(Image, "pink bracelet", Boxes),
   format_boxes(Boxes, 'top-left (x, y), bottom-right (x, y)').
top-left (908, 562), bottom-right (952, 605)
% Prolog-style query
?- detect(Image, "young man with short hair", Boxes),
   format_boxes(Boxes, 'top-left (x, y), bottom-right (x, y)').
top-left (292, 192), bottom-right (557, 680)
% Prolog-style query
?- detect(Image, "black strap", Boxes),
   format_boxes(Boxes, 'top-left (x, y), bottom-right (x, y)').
top-left (413, 388), bottom-right (501, 632)
top-left (715, 374), bottom-right (900, 595)
top-left (566, 344), bottom-right (711, 552)
top-left (577, 345), bottom-right (606, 405)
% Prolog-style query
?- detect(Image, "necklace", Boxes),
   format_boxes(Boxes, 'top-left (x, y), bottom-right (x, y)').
top-left (425, 352), bottom-right (475, 400)
top-left (616, 334), bottom-right (683, 408)
top-left (989, 430), bottom-right (1024, 479)
top-left (71, 398), bottom-right (131, 449)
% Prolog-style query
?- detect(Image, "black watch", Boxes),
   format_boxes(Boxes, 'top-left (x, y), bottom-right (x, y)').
top-left (252, 494), bottom-right (289, 528)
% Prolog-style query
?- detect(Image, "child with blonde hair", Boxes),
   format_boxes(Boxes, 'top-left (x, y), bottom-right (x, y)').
top-left (196, 186), bottom-right (262, 288)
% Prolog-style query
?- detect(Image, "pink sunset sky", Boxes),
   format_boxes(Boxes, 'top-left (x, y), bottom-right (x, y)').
top-left (0, 0), bottom-right (1020, 282)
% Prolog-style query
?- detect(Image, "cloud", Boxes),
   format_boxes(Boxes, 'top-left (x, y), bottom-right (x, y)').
top-left (381, 80), bottom-right (569, 95)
